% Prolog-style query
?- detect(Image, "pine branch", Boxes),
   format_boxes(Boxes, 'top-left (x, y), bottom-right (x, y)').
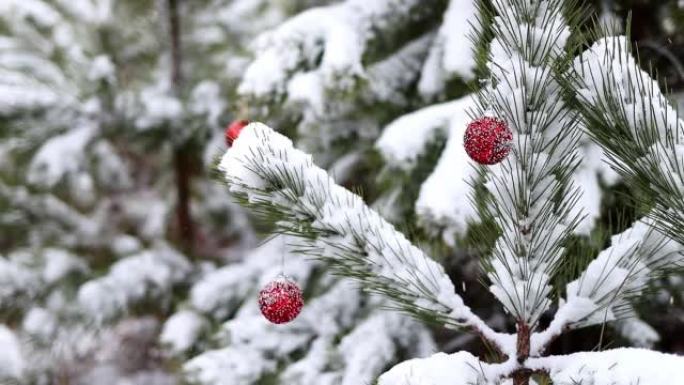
top-left (0, 181), bottom-right (100, 243)
top-left (569, 34), bottom-right (684, 246)
top-left (239, 0), bottom-right (448, 101)
top-left (217, 122), bottom-right (515, 355)
top-left (476, 0), bottom-right (583, 326)
top-left (530, 217), bottom-right (683, 355)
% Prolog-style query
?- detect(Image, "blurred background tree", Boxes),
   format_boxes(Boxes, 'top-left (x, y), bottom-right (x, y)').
top-left (0, 0), bottom-right (682, 384)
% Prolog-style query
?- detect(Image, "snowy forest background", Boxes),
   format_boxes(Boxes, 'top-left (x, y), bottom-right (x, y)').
top-left (0, 0), bottom-right (683, 384)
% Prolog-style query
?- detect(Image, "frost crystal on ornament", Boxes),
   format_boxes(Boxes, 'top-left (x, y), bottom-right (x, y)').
top-left (258, 275), bottom-right (303, 324)
top-left (463, 117), bottom-right (512, 165)
top-left (225, 119), bottom-right (250, 146)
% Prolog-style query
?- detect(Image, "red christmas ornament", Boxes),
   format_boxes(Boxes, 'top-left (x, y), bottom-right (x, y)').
top-left (225, 119), bottom-right (250, 146)
top-left (258, 275), bottom-right (303, 324)
top-left (464, 117), bottom-right (512, 165)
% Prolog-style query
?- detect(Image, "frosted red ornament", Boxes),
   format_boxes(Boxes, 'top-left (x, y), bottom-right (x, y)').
top-left (225, 119), bottom-right (250, 146)
top-left (464, 117), bottom-right (512, 165)
top-left (258, 275), bottom-right (303, 324)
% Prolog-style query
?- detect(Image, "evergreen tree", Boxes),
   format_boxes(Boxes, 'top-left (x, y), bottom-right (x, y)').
top-left (1, 0), bottom-right (683, 384)
top-left (217, 0), bottom-right (684, 384)
top-left (0, 0), bottom-right (275, 382)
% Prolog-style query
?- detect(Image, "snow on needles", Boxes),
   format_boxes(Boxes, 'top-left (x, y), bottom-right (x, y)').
top-left (0, 325), bottom-right (23, 380)
top-left (239, 0), bottom-right (465, 100)
top-left (28, 123), bottom-right (99, 187)
top-left (379, 348), bottom-right (684, 385)
top-left (219, 122), bottom-right (515, 357)
top-left (480, 0), bottom-right (578, 324)
top-left (376, 95), bottom-right (480, 241)
top-left (378, 351), bottom-right (489, 385)
top-left (418, 0), bottom-right (479, 96)
top-left (219, 122), bottom-right (466, 319)
top-left (527, 348), bottom-right (684, 385)
top-left (160, 310), bottom-right (207, 354)
top-left (78, 244), bottom-right (191, 322)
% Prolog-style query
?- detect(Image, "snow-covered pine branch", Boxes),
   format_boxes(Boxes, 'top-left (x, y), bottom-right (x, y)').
top-left (373, 2), bottom-right (615, 244)
top-left (238, 0), bottom-right (484, 161)
top-left (218, 122), bottom-right (514, 354)
top-left (0, 0), bottom-right (291, 382)
top-left (379, 347), bottom-right (684, 385)
top-left (78, 244), bottom-right (192, 323)
top-left (239, 0), bottom-right (448, 99)
top-left (531, 217), bottom-right (684, 353)
top-left (477, 0), bottom-right (582, 326)
top-left (572, 35), bottom-right (684, 247)
top-left (179, 235), bottom-right (437, 385)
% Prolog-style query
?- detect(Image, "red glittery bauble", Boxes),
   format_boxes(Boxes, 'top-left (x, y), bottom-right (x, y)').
top-left (225, 119), bottom-right (250, 146)
top-left (258, 276), bottom-right (303, 324)
top-left (464, 117), bottom-right (512, 165)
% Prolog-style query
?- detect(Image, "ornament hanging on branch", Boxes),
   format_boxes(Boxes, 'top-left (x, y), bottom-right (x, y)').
top-left (225, 119), bottom-right (250, 147)
top-left (464, 117), bottom-right (512, 165)
top-left (258, 274), bottom-right (304, 324)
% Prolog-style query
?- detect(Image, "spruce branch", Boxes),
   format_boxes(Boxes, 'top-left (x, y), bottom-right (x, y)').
top-left (217, 123), bottom-right (515, 355)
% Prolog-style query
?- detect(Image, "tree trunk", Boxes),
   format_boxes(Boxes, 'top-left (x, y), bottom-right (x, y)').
top-left (174, 147), bottom-right (194, 252)
top-left (513, 321), bottom-right (531, 385)
top-left (168, 0), bottom-right (182, 87)
top-left (168, 0), bottom-right (194, 253)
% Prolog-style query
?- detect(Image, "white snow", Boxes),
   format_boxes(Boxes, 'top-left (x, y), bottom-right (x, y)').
top-left (418, 0), bottom-right (478, 96)
top-left (565, 217), bottom-right (684, 326)
top-left (135, 85), bottom-right (184, 130)
top-left (88, 55), bottom-right (115, 83)
top-left (477, 0), bottom-right (583, 324)
top-left (376, 101), bottom-right (456, 168)
top-left (378, 351), bottom-right (487, 385)
top-left (615, 317), bottom-right (660, 348)
top-left (42, 248), bottom-right (88, 284)
top-left (527, 348), bottom-right (684, 385)
top-left (160, 310), bottom-right (206, 354)
top-left (78, 245), bottom-right (191, 321)
top-left (55, 0), bottom-right (113, 26)
top-left (190, 235), bottom-right (311, 319)
top-left (28, 123), bottom-right (98, 187)
top-left (415, 95), bottom-right (480, 240)
top-left (240, 0), bottom-right (433, 99)
top-left (190, 81), bottom-right (226, 128)
top-left (0, 325), bottom-right (24, 379)
top-left (338, 312), bottom-right (435, 385)
top-left (0, 0), bottom-right (60, 28)
top-left (184, 346), bottom-right (275, 385)
top-left (219, 122), bottom-right (514, 355)
top-left (366, 34), bottom-right (433, 105)
top-left (239, 3), bottom-right (363, 98)
top-left (22, 307), bottom-right (57, 339)
top-left (570, 142), bottom-right (620, 235)
top-left (0, 255), bottom-right (40, 309)
top-left (111, 235), bottom-right (143, 256)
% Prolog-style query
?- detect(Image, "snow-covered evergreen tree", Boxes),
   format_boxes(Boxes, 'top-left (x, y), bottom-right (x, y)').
top-left (0, 0), bottom-right (281, 383)
top-left (2, 0), bottom-right (683, 384)
top-left (217, 1), bottom-right (684, 384)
